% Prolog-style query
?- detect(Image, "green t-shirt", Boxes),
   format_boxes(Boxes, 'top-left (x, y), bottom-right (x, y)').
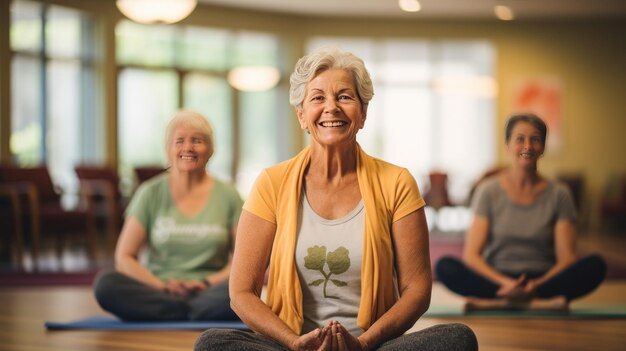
top-left (126, 173), bottom-right (243, 281)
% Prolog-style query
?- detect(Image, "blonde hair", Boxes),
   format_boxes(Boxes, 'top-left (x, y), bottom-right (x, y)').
top-left (164, 110), bottom-right (215, 159)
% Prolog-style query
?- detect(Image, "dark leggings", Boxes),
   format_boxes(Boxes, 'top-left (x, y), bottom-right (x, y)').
top-left (93, 270), bottom-right (240, 321)
top-left (435, 254), bottom-right (607, 300)
top-left (194, 323), bottom-right (478, 351)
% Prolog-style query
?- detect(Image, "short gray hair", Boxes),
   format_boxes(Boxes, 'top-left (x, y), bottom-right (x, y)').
top-left (289, 47), bottom-right (374, 108)
top-left (164, 110), bottom-right (215, 159)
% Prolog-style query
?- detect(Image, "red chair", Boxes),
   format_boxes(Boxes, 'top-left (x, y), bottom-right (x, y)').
top-left (0, 185), bottom-right (25, 270)
top-left (557, 173), bottom-right (585, 212)
top-left (600, 174), bottom-right (626, 231)
top-left (75, 165), bottom-right (127, 251)
top-left (134, 166), bottom-right (167, 185)
top-left (0, 166), bottom-right (97, 268)
top-left (424, 171), bottom-right (453, 210)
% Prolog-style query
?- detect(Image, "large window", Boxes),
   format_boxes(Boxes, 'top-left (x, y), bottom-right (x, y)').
top-left (10, 0), bottom-right (100, 207)
top-left (116, 22), bottom-right (284, 195)
top-left (306, 38), bottom-right (496, 205)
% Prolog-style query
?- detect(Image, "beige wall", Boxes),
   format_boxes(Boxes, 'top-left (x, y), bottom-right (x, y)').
top-left (215, 10), bottom-right (625, 230)
top-left (492, 21), bottom-right (626, 230)
top-left (5, 1), bottom-right (625, 230)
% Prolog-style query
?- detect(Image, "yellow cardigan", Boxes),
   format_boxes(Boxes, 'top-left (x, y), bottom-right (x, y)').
top-left (243, 144), bottom-right (424, 334)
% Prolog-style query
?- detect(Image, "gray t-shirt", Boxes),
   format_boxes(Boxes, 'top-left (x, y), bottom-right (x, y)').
top-left (472, 177), bottom-right (577, 274)
top-left (126, 173), bottom-right (243, 281)
top-left (295, 192), bottom-right (364, 336)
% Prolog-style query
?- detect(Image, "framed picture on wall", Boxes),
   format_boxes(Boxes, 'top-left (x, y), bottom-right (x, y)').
top-left (510, 76), bottom-right (563, 154)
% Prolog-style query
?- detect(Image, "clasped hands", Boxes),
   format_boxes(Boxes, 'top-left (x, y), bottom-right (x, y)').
top-left (292, 320), bottom-right (369, 351)
top-left (496, 274), bottom-right (539, 300)
top-left (162, 278), bottom-right (207, 297)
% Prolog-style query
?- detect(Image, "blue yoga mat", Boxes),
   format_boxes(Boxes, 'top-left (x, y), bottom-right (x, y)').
top-left (45, 315), bottom-right (249, 331)
top-left (424, 305), bottom-right (626, 319)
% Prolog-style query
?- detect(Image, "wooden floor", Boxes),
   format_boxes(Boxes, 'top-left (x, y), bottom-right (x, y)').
top-left (2, 231), bottom-right (626, 350)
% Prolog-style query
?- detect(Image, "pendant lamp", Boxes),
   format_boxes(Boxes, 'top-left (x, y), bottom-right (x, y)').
top-left (116, 0), bottom-right (198, 24)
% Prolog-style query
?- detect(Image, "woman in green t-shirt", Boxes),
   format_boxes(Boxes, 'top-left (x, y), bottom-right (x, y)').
top-left (94, 110), bottom-right (243, 321)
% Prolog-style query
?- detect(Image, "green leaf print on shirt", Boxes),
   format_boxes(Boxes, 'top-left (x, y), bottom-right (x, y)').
top-left (304, 245), bottom-right (350, 299)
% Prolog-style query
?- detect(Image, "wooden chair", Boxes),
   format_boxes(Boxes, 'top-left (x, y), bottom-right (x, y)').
top-left (557, 172), bottom-right (588, 230)
top-left (600, 174), bottom-right (626, 231)
top-left (556, 173), bottom-right (585, 212)
top-left (75, 165), bottom-right (127, 251)
top-left (0, 185), bottom-right (25, 270)
top-left (134, 165), bottom-right (167, 185)
top-left (0, 166), bottom-right (97, 269)
top-left (424, 171), bottom-right (453, 210)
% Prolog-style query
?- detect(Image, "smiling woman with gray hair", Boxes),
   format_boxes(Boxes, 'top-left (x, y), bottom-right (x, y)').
top-left (93, 110), bottom-right (243, 322)
top-left (195, 47), bottom-right (477, 350)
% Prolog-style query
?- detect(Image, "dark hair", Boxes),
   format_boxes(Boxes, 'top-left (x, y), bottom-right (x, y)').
top-left (504, 113), bottom-right (547, 144)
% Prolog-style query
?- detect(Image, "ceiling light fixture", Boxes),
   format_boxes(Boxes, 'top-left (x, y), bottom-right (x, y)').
top-left (227, 66), bottom-right (281, 92)
top-left (494, 5), bottom-right (515, 21)
top-left (116, 0), bottom-right (198, 24)
top-left (399, 0), bottom-right (421, 13)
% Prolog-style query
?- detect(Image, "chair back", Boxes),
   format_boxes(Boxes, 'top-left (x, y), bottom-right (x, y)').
top-left (424, 171), bottom-right (453, 209)
top-left (0, 166), bottom-right (60, 204)
top-left (556, 173), bottom-right (585, 211)
top-left (75, 165), bottom-right (122, 202)
top-left (75, 165), bottom-right (119, 183)
top-left (134, 166), bottom-right (167, 184)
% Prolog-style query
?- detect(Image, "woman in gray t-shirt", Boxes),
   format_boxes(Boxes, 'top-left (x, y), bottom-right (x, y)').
top-left (436, 114), bottom-right (606, 310)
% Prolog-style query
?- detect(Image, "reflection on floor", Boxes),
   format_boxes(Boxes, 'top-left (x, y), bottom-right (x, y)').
top-left (2, 229), bottom-right (625, 276)
top-left (1, 243), bottom-right (113, 273)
